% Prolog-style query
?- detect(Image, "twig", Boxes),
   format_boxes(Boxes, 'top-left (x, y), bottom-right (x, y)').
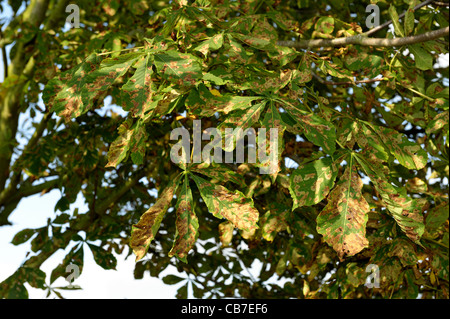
top-left (312, 71), bottom-right (386, 85)
top-left (277, 26), bottom-right (449, 49)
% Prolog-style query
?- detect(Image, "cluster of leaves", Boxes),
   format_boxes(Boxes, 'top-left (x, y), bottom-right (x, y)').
top-left (0, 0), bottom-right (448, 299)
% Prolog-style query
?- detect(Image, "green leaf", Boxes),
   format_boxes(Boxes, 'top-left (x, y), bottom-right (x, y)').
top-left (169, 174), bottom-right (199, 262)
top-left (50, 244), bottom-right (84, 284)
top-left (316, 155), bottom-right (370, 260)
top-left (186, 84), bottom-right (262, 116)
top-left (45, 53), bottom-right (101, 121)
top-left (218, 221), bottom-right (234, 246)
top-left (289, 157), bottom-right (338, 210)
top-left (408, 44), bottom-right (433, 71)
top-left (189, 162), bottom-right (244, 185)
top-left (389, 5), bottom-right (404, 37)
top-left (121, 54), bottom-right (156, 118)
top-left (404, 5), bottom-right (415, 36)
top-left (11, 228), bottom-right (38, 246)
top-left (88, 244), bottom-right (117, 270)
top-left (191, 174), bottom-right (259, 232)
top-left (369, 124), bottom-right (427, 170)
top-left (261, 202), bottom-right (290, 242)
top-left (106, 118), bottom-right (148, 167)
top-left (355, 154), bottom-right (425, 243)
top-left (283, 102), bottom-right (336, 154)
top-left (154, 50), bottom-right (202, 86)
top-left (130, 175), bottom-right (181, 261)
top-left (194, 33), bottom-right (224, 57)
top-left (162, 274), bottom-right (186, 285)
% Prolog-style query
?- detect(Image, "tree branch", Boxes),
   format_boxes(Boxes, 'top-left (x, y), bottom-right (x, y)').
top-left (277, 26), bottom-right (449, 49)
top-left (312, 72), bottom-right (387, 86)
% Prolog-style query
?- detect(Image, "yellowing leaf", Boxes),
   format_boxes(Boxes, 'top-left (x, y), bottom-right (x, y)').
top-left (169, 174), bottom-right (198, 262)
top-left (191, 175), bottom-right (259, 232)
top-left (130, 175), bottom-right (181, 261)
top-left (317, 155), bottom-right (370, 260)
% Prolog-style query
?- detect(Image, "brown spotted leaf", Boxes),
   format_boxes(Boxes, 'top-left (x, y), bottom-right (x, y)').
top-left (191, 174), bottom-right (259, 232)
top-left (355, 154), bottom-right (425, 243)
top-left (186, 83), bottom-right (262, 116)
top-left (218, 221), bottom-right (234, 246)
top-left (368, 123), bottom-right (427, 170)
top-left (283, 102), bottom-right (336, 155)
top-left (45, 53), bottom-right (101, 121)
top-left (153, 50), bottom-right (202, 87)
top-left (106, 118), bottom-right (148, 167)
top-left (289, 157), bottom-right (338, 210)
top-left (169, 174), bottom-right (198, 262)
top-left (261, 202), bottom-right (290, 242)
top-left (316, 155), bottom-right (370, 260)
top-left (189, 162), bottom-right (243, 185)
top-left (121, 53), bottom-right (157, 118)
top-left (130, 175), bottom-right (181, 261)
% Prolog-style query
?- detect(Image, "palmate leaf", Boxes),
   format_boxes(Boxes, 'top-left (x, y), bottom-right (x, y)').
top-left (130, 175), bottom-right (181, 261)
top-left (316, 155), bottom-right (370, 260)
top-left (289, 157), bottom-right (339, 210)
top-left (169, 174), bottom-right (199, 262)
top-left (355, 154), bottom-right (425, 243)
top-left (106, 118), bottom-right (148, 167)
top-left (191, 174), bottom-right (259, 232)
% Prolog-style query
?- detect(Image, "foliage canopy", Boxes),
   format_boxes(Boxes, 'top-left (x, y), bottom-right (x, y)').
top-left (0, 0), bottom-right (448, 299)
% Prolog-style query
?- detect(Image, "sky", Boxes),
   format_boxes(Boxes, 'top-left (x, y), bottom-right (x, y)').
top-left (0, 0), bottom-right (449, 299)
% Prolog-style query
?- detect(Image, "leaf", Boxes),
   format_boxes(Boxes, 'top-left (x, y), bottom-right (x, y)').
top-left (106, 118), bottom-right (148, 167)
top-left (194, 33), bottom-right (224, 57)
top-left (130, 175), bottom-right (181, 261)
top-left (261, 202), bottom-right (290, 242)
top-left (186, 83), bottom-right (262, 116)
top-left (369, 124), bottom-right (427, 170)
top-left (408, 44), bottom-right (433, 71)
top-left (45, 53), bottom-right (101, 121)
top-left (121, 54), bottom-right (156, 118)
top-left (218, 221), bottom-right (234, 246)
top-left (289, 157), bottom-right (338, 210)
top-left (191, 174), bottom-right (259, 232)
top-left (257, 103), bottom-right (285, 177)
top-left (389, 5), bottom-right (404, 37)
top-left (425, 204), bottom-right (449, 233)
top-left (189, 162), bottom-right (244, 185)
top-left (283, 102), bottom-right (336, 154)
top-left (169, 174), bottom-right (199, 262)
top-left (316, 155), bottom-right (370, 260)
top-left (355, 122), bottom-right (390, 163)
top-left (50, 244), bottom-right (84, 284)
top-left (162, 274), bottom-right (186, 285)
top-left (355, 154), bottom-right (425, 243)
top-left (154, 50), bottom-right (202, 86)
top-left (11, 228), bottom-right (38, 246)
top-left (88, 244), bottom-right (117, 270)
top-left (404, 5), bottom-right (415, 36)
